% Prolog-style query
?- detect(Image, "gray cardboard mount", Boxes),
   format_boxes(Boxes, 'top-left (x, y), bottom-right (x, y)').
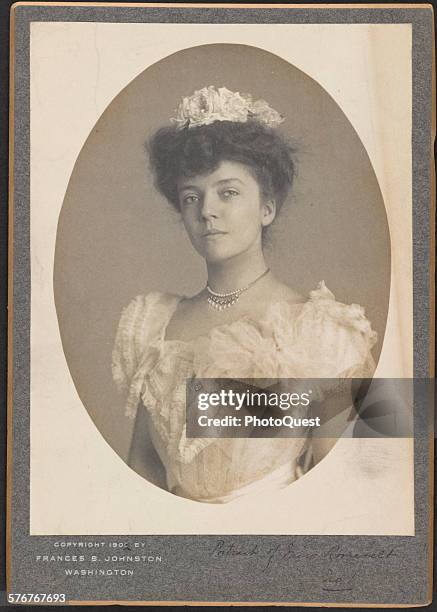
top-left (9, 3), bottom-right (434, 606)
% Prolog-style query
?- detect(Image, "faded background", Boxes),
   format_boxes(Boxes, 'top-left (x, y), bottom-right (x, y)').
top-left (54, 43), bottom-right (390, 462)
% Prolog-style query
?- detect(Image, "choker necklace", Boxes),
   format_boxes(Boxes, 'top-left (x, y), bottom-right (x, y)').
top-left (206, 268), bottom-right (270, 311)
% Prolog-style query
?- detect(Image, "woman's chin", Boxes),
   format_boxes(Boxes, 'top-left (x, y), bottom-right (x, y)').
top-left (203, 254), bottom-right (230, 265)
top-left (195, 245), bottom-right (235, 263)
top-left (202, 250), bottom-right (243, 265)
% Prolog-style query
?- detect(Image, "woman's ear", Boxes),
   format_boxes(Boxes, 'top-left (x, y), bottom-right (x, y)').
top-left (261, 198), bottom-right (276, 227)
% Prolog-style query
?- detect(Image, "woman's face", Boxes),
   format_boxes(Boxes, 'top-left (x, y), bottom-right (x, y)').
top-left (177, 160), bottom-right (275, 263)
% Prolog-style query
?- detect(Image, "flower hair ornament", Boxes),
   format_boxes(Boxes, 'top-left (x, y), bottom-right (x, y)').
top-left (171, 86), bottom-right (284, 130)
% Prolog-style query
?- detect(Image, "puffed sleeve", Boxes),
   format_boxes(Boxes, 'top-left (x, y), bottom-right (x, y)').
top-left (303, 281), bottom-right (377, 377)
top-left (271, 281), bottom-right (378, 387)
top-left (111, 292), bottom-right (169, 418)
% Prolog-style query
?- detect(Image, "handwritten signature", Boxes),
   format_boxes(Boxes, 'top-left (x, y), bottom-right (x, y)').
top-left (211, 540), bottom-right (397, 577)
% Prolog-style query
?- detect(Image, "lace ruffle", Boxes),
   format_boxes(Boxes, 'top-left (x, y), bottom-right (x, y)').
top-left (193, 281), bottom-right (377, 382)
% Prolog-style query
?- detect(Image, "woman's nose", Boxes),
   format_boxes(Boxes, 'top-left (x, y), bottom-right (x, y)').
top-left (200, 191), bottom-right (220, 219)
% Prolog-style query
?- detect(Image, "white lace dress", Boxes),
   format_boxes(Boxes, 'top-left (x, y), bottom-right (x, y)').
top-left (112, 282), bottom-right (377, 503)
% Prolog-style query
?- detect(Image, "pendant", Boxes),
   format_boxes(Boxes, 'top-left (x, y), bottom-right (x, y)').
top-left (206, 268), bottom-right (270, 311)
top-left (207, 293), bottom-right (240, 311)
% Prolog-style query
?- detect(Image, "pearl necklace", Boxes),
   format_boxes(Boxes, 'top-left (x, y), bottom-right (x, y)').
top-left (206, 268), bottom-right (270, 311)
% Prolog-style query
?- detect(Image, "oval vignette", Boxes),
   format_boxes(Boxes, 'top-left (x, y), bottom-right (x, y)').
top-left (54, 43), bottom-right (391, 496)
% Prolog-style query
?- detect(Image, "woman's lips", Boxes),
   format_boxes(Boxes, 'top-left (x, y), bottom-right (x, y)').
top-left (202, 230), bottom-right (227, 237)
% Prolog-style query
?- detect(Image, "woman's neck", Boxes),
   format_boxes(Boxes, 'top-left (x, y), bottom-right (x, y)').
top-left (206, 249), bottom-right (269, 293)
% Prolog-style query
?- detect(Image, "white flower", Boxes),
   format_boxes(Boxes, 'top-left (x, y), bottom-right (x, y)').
top-left (171, 86), bottom-right (283, 130)
top-left (250, 98), bottom-right (284, 128)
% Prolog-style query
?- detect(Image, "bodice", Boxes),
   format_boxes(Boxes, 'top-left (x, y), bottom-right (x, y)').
top-left (112, 282), bottom-right (377, 502)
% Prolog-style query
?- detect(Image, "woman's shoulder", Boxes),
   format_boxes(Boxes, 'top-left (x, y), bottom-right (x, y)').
top-left (265, 280), bottom-right (378, 379)
top-left (115, 291), bottom-right (182, 345)
top-left (303, 281), bottom-right (377, 341)
top-left (267, 280), bottom-right (377, 351)
top-left (112, 291), bottom-right (183, 398)
top-left (268, 279), bottom-right (306, 306)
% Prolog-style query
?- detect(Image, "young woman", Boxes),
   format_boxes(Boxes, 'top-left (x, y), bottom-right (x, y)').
top-left (112, 86), bottom-right (377, 503)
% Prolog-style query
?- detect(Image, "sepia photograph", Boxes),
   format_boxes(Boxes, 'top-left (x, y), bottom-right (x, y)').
top-left (31, 23), bottom-right (414, 533)
top-left (28, 21), bottom-right (415, 535)
top-left (8, 3), bottom-right (434, 606)
top-left (56, 42), bottom-right (389, 504)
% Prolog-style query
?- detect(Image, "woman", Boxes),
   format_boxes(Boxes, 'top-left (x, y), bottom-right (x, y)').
top-left (112, 86), bottom-right (377, 503)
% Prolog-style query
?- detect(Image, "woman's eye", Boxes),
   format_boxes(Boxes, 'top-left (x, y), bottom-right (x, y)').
top-left (182, 194), bottom-right (200, 205)
top-left (221, 189), bottom-right (239, 199)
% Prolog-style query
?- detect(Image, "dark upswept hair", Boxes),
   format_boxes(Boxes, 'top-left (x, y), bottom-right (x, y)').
top-left (148, 120), bottom-right (295, 215)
